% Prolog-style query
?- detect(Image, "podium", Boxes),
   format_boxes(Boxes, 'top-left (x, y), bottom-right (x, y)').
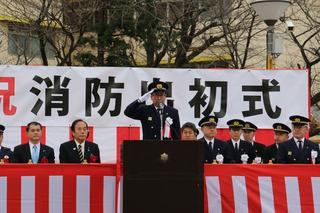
top-left (122, 140), bottom-right (204, 213)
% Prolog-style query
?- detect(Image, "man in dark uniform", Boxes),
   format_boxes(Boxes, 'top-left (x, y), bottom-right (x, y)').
top-left (198, 116), bottom-right (225, 163)
top-left (13, 122), bottom-right (55, 163)
top-left (60, 119), bottom-right (101, 163)
top-left (242, 121), bottom-right (265, 159)
top-left (124, 81), bottom-right (181, 140)
top-left (263, 123), bottom-right (291, 163)
top-left (181, 122), bottom-right (198, 141)
top-left (277, 115), bottom-right (320, 164)
top-left (224, 119), bottom-right (255, 164)
top-left (0, 124), bottom-right (13, 163)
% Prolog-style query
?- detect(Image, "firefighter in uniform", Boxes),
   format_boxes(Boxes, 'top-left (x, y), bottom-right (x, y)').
top-left (242, 121), bottom-right (265, 158)
top-left (277, 115), bottom-right (320, 164)
top-left (198, 116), bottom-right (225, 163)
top-left (263, 123), bottom-right (291, 163)
top-left (124, 81), bottom-right (180, 140)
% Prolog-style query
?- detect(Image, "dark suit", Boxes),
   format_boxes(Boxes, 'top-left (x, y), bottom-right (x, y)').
top-left (124, 100), bottom-right (181, 140)
top-left (224, 139), bottom-right (255, 163)
top-left (13, 143), bottom-right (55, 163)
top-left (263, 143), bottom-right (278, 164)
top-left (0, 146), bottom-right (13, 163)
top-left (277, 138), bottom-right (320, 164)
top-left (59, 140), bottom-right (101, 163)
top-left (252, 141), bottom-right (265, 158)
top-left (199, 137), bottom-right (225, 164)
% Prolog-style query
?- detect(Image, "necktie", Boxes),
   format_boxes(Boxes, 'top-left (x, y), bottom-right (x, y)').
top-left (209, 141), bottom-right (213, 152)
top-left (78, 144), bottom-right (84, 162)
top-left (235, 142), bottom-right (238, 151)
top-left (32, 145), bottom-right (39, 164)
top-left (298, 140), bottom-right (303, 151)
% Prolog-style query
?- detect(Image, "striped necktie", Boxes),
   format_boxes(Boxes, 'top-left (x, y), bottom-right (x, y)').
top-left (78, 144), bottom-right (84, 162)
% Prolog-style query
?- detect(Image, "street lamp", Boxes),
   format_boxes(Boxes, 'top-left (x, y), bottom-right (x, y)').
top-left (251, 0), bottom-right (291, 69)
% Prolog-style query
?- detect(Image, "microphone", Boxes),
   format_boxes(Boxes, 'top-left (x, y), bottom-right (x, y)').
top-left (159, 103), bottom-right (164, 141)
top-left (159, 102), bottom-right (164, 110)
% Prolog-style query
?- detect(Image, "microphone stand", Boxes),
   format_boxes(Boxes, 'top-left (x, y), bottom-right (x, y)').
top-left (159, 103), bottom-right (164, 141)
top-left (160, 110), bottom-right (163, 141)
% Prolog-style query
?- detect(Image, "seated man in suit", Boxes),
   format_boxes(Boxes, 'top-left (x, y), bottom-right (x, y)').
top-left (242, 121), bottom-right (265, 159)
top-left (124, 81), bottom-right (181, 140)
top-left (181, 122), bottom-right (198, 141)
top-left (198, 116), bottom-right (225, 163)
top-left (0, 124), bottom-right (13, 163)
top-left (13, 121), bottom-right (55, 163)
top-left (277, 115), bottom-right (320, 164)
top-left (224, 119), bottom-right (255, 164)
top-left (263, 123), bottom-right (291, 163)
top-left (59, 119), bottom-right (101, 163)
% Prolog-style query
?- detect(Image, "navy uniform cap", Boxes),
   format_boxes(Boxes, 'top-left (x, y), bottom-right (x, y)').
top-left (147, 81), bottom-right (169, 92)
top-left (181, 122), bottom-right (199, 135)
top-left (0, 124), bottom-right (5, 133)
top-left (242, 122), bottom-right (258, 131)
top-left (198, 115), bottom-right (218, 127)
top-left (227, 119), bottom-right (245, 129)
top-left (289, 115), bottom-right (310, 126)
top-left (273, 123), bottom-right (291, 134)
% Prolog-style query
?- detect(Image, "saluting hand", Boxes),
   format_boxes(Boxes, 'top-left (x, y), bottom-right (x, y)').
top-left (138, 88), bottom-right (155, 103)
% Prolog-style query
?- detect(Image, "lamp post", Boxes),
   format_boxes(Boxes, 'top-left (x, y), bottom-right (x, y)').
top-left (251, 0), bottom-right (291, 69)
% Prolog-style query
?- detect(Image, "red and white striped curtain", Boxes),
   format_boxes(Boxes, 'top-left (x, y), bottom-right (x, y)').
top-left (1, 164), bottom-right (320, 212)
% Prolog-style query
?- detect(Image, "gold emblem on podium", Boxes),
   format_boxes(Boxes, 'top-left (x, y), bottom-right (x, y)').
top-left (160, 153), bottom-right (169, 163)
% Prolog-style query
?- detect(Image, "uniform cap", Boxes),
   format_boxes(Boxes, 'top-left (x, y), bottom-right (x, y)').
top-left (227, 119), bottom-right (245, 129)
top-left (272, 123), bottom-right (291, 134)
top-left (242, 122), bottom-right (258, 131)
top-left (147, 81), bottom-right (169, 92)
top-left (289, 115), bottom-right (310, 126)
top-left (198, 116), bottom-right (218, 127)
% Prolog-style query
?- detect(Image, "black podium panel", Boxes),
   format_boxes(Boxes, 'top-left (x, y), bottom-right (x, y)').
top-left (123, 140), bottom-right (204, 213)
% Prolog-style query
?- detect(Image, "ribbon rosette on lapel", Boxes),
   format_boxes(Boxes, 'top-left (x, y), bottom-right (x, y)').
top-left (40, 156), bottom-right (49, 163)
top-left (3, 155), bottom-right (9, 163)
top-left (89, 154), bottom-right (97, 163)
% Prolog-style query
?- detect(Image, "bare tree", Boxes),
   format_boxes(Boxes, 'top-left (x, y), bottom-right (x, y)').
top-left (215, 0), bottom-right (265, 68)
top-left (287, 0), bottom-right (320, 106)
top-left (0, 0), bottom-right (102, 66)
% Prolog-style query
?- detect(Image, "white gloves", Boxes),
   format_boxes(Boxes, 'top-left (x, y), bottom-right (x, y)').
top-left (138, 89), bottom-right (154, 103)
top-left (241, 154), bottom-right (249, 164)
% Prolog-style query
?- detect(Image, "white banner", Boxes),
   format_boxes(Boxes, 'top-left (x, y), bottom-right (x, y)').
top-left (0, 66), bottom-right (309, 162)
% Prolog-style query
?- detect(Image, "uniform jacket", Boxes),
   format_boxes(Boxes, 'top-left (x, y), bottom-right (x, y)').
top-left (199, 137), bottom-right (225, 164)
top-left (263, 143), bottom-right (278, 164)
top-left (0, 146), bottom-right (13, 163)
top-left (224, 139), bottom-right (255, 164)
top-left (59, 140), bottom-right (101, 163)
top-left (124, 100), bottom-right (181, 140)
top-left (277, 138), bottom-right (320, 164)
top-left (13, 143), bottom-right (55, 163)
top-left (252, 141), bottom-right (266, 158)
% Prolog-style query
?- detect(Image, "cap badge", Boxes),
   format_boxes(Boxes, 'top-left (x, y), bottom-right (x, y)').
top-left (156, 84), bottom-right (163, 89)
top-left (234, 121), bottom-right (239, 125)
top-left (245, 124), bottom-right (250, 128)
top-left (295, 118), bottom-right (301, 122)
top-left (277, 125), bottom-right (282, 130)
top-left (209, 118), bottom-right (215, 122)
